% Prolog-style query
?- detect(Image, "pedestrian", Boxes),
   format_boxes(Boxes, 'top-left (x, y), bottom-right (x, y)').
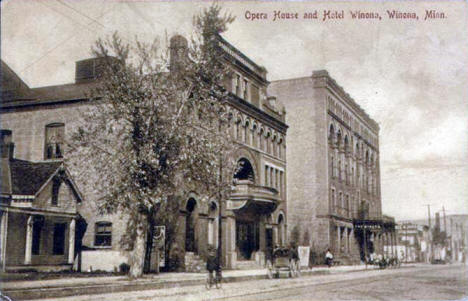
top-left (325, 249), bottom-right (333, 268)
top-left (206, 245), bottom-right (218, 284)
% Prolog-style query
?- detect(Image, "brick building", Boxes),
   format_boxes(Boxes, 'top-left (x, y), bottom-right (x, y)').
top-left (269, 70), bottom-right (395, 264)
top-left (0, 34), bottom-right (288, 271)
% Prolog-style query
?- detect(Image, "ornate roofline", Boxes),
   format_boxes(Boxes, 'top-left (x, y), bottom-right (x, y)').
top-left (312, 70), bottom-right (380, 133)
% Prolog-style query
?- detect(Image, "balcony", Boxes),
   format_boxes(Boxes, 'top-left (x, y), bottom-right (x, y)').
top-left (227, 180), bottom-right (280, 214)
top-left (331, 206), bottom-right (351, 219)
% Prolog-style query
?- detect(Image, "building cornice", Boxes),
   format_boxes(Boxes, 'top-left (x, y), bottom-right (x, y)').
top-left (312, 70), bottom-right (380, 133)
top-left (228, 93), bottom-right (288, 134)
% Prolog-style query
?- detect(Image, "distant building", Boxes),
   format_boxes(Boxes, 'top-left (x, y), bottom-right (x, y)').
top-left (394, 222), bottom-right (424, 263)
top-left (269, 71), bottom-right (396, 264)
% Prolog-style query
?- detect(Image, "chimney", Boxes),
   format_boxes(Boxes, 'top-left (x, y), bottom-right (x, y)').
top-left (169, 35), bottom-right (188, 74)
top-left (75, 57), bottom-right (118, 83)
top-left (435, 212), bottom-right (441, 231)
top-left (1, 129), bottom-right (14, 159)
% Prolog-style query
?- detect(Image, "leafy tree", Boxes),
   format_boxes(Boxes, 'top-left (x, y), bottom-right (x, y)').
top-left (68, 4), bottom-right (236, 278)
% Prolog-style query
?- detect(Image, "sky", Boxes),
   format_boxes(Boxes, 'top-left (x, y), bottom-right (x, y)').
top-left (2, 0), bottom-right (467, 222)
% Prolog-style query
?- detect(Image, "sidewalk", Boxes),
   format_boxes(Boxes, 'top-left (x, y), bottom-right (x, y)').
top-left (1, 264), bottom-right (402, 300)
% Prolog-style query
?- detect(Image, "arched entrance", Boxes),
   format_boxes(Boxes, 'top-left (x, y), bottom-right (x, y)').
top-left (185, 198), bottom-right (197, 253)
top-left (233, 158), bottom-right (259, 260)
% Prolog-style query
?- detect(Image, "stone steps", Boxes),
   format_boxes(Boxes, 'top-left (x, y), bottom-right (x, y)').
top-left (235, 260), bottom-right (263, 270)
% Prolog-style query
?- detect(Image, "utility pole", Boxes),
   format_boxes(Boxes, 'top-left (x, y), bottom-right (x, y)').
top-left (424, 204), bottom-right (433, 262)
top-left (405, 223), bottom-right (408, 263)
top-left (442, 206), bottom-right (447, 233)
top-left (424, 204), bottom-right (431, 229)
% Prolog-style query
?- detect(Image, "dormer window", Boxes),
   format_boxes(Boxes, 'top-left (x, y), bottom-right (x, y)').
top-left (45, 123), bottom-right (64, 160)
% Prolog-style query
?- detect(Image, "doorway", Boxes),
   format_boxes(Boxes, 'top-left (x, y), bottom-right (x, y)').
top-left (236, 221), bottom-right (259, 260)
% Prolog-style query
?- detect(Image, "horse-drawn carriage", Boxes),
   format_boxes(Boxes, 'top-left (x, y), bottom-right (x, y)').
top-left (266, 247), bottom-right (301, 279)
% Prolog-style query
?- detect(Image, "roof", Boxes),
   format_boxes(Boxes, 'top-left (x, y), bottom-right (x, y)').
top-left (2, 159), bottom-right (62, 196)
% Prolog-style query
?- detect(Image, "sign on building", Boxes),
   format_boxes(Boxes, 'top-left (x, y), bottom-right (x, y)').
top-left (298, 246), bottom-right (310, 268)
top-left (150, 226), bottom-right (165, 270)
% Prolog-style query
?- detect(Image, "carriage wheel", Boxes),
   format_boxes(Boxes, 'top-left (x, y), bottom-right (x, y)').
top-left (266, 260), bottom-right (274, 279)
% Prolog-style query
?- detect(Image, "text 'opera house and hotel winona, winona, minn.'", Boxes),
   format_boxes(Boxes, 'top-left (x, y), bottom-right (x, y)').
top-left (0, 34), bottom-right (396, 273)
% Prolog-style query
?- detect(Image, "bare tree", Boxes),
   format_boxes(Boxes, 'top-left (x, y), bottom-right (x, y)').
top-left (68, 4), bottom-right (236, 278)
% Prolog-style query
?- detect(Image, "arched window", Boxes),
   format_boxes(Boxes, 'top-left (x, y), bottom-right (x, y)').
top-left (329, 124), bottom-right (334, 143)
top-left (243, 121), bottom-right (249, 144)
top-left (336, 129), bottom-right (342, 148)
top-left (259, 128), bottom-right (264, 150)
top-left (272, 135), bottom-right (277, 157)
top-left (266, 132), bottom-right (271, 154)
top-left (252, 124), bottom-right (257, 148)
top-left (331, 188), bottom-right (336, 212)
top-left (185, 198), bottom-right (198, 253)
top-left (344, 135), bottom-right (349, 154)
top-left (45, 123), bottom-right (65, 160)
top-left (338, 160), bottom-right (342, 181)
top-left (51, 178), bottom-right (61, 206)
top-left (234, 158), bottom-right (255, 182)
top-left (331, 156), bottom-right (335, 178)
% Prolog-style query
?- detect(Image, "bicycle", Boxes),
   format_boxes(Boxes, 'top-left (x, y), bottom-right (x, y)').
top-left (206, 268), bottom-right (222, 289)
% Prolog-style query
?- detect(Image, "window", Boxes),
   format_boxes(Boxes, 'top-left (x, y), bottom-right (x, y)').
top-left (251, 84), bottom-right (260, 106)
top-left (243, 79), bottom-right (249, 101)
top-left (45, 123), bottom-right (65, 159)
top-left (331, 189), bottom-right (336, 211)
top-left (235, 74), bottom-right (241, 96)
top-left (95, 222), bottom-right (112, 247)
top-left (51, 178), bottom-right (61, 206)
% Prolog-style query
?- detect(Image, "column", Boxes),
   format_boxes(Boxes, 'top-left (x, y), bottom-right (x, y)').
top-left (223, 215), bottom-right (236, 268)
top-left (214, 217), bottom-right (219, 248)
top-left (345, 228), bottom-right (350, 254)
top-left (68, 218), bottom-right (76, 264)
top-left (273, 226), bottom-right (278, 246)
top-left (25, 215), bottom-right (33, 264)
top-left (337, 226), bottom-right (341, 255)
top-left (0, 211), bottom-right (8, 271)
top-left (208, 219), bottom-right (214, 245)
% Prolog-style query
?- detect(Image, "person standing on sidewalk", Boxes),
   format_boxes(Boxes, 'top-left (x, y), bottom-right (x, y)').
top-left (206, 245), bottom-right (221, 288)
top-left (325, 249), bottom-right (334, 268)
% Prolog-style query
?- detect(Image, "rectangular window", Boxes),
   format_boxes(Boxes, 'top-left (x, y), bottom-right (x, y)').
top-left (235, 74), bottom-right (241, 96)
top-left (95, 222), bottom-right (112, 247)
top-left (53, 223), bottom-right (66, 255)
top-left (45, 123), bottom-right (65, 160)
top-left (331, 189), bottom-right (336, 211)
top-left (251, 84), bottom-right (260, 107)
top-left (243, 79), bottom-right (249, 101)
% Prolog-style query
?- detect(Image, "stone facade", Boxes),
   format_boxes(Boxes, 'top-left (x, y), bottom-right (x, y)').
top-left (269, 70), bottom-right (391, 264)
top-left (0, 34), bottom-right (288, 272)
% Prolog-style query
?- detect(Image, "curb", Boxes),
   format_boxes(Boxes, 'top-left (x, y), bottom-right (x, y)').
top-left (2, 266), bottom-right (380, 300)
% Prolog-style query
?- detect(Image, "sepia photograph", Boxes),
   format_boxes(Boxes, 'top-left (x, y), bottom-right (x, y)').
top-left (1, 0), bottom-right (467, 300)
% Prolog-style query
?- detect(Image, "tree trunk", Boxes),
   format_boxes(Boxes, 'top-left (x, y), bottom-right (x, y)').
top-left (129, 214), bottom-right (148, 278)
